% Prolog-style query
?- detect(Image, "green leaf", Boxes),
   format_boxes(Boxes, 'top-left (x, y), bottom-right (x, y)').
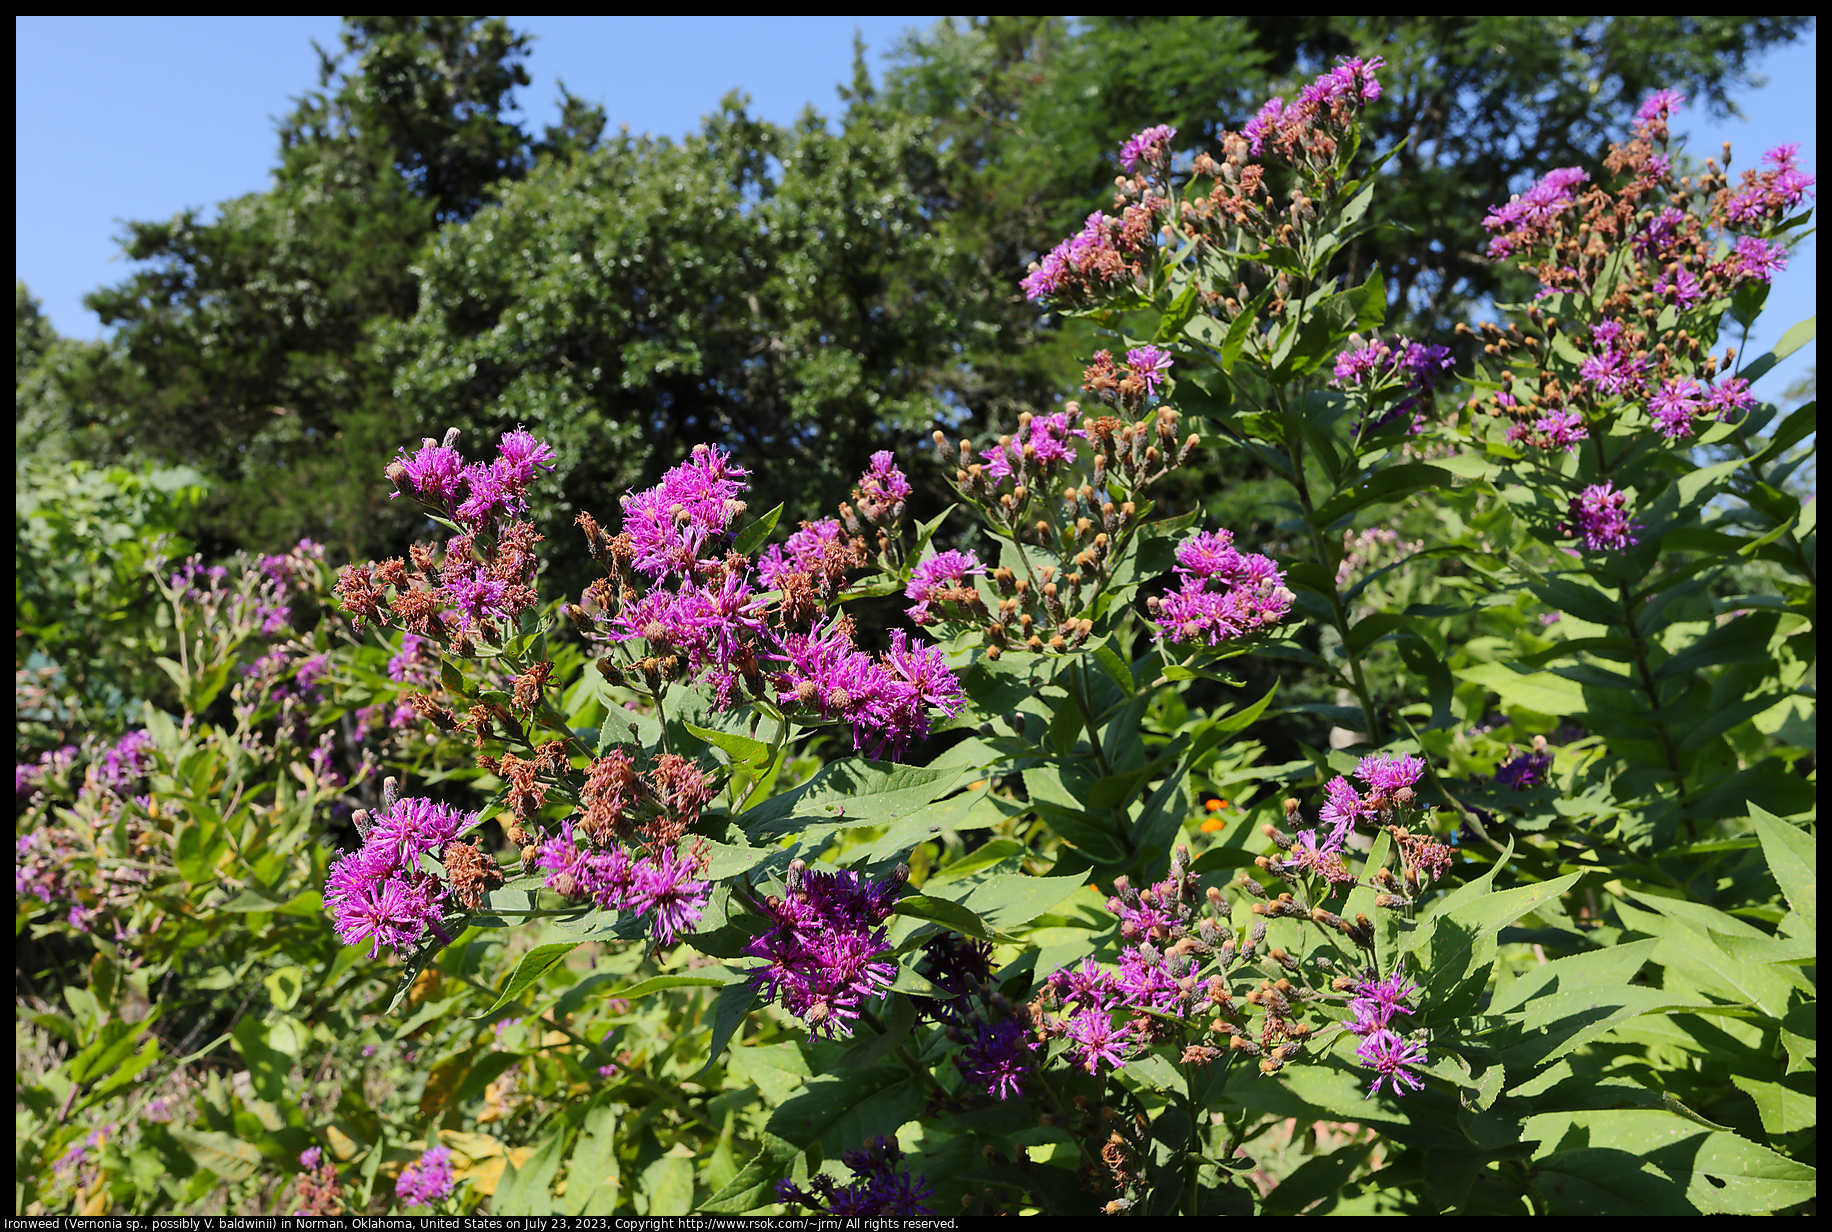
top-left (739, 758), bottom-right (961, 840)
top-left (1457, 662), bottom-right (1586, 717)
top-left (1737, 314), bottom-right (1816, 386)
top-left (1310, 463), bottom-right (1454, 528)
top-left (563, 1106), bottom-right (622, 1215)
top-left (893, 894), bottom-right (994, 940)
top-left (472, 942), bottom-right (582, 1019)
top-left (1092, 644), bottom-right (1135, 696)
top-left (766, 1066), bottom-right (924, 1155)
top-left (229, 1017), bottom-right (291, 1104)
top-left (1410, 852), bottom-right (1580, 1021)
top-left (1731, 1075), bottom-right (1816, 1136)
top-left (700, 1132), bottom-right (800, 1215)
top-left (601, 973), bottom-right (734, 999)
top-left (693, 981), bottom-right (760, 1082)
top-left (168, 1127), bottom-right (263, 1182)
top-left (1154, 279), bottom-right (1202, 344)
top-left (494, 1131), bottom-right (565, 1215)
top-left (1749, 803), bottom-right (1815, 934)
top-left (682, 721), bottom-right (771, 770)
top-left (961, 872), bottom-right (1090, 931)
top-left (731, 503), bottom-right (785, 558)
top-left (1524, 1109), bottom-right (1815, 1215)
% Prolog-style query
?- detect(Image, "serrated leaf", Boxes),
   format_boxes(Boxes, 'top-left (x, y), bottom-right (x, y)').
top-left (1749, 803), bottom-right (1815, 933)
top-left (700, 1131), bottom-right (800, 1215)
top-left (169, 1127), bottom-right (263, 1182)
top-left (1730, 1075), bottom-right (1815, 1135)
top-left (682, 721), bottom-right (771, 770)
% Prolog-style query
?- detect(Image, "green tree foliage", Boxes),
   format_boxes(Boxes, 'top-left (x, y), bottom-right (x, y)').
top-left (65, 18), bottom-right (548, 560)
top-left (385, 93), bottom-right (971, 595)
top-left (17, 16), bottom-right (1809, 577)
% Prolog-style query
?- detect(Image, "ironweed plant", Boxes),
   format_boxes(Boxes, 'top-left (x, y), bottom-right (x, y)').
top-left (16, 61), bottom-right (1815, 1218)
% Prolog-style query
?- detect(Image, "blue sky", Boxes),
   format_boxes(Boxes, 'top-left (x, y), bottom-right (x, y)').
top-left (14, 16), bottom-right (1815, 394)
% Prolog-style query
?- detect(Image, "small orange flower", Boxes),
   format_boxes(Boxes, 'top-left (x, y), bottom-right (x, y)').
top-left (1200, 816), bottom-right (1226, 833)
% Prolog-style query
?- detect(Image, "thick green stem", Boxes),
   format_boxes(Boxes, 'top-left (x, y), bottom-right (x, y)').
top-left (1284, 402), bottom-right (1385, 744)
top-left (1617, 582), bottom-right (1695, 834)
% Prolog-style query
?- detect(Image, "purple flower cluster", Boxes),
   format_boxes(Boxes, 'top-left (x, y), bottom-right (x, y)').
top-left (775, 1137), bottom-right (935, 1217)
top-left (772, 623), bottom-right (966, 761)
top-left (392, 429), bottom-right (556, 530)
top-left (758, 519), bottom-right (848, 592)
top-left (16, 744), bottom-right (78, 800)
top-left (1152, 528), bottom-right (1292, 647)
top-left (1119, 124), bottom-right (1177, 171)
top-left (1356, 751), bottom-right (1426, 798)
top-left (1562, 482), bottom-right (1642, 552)
top-left (1578, 320), bottom-right (1649, 400)
top-left (957, 1016), bottom-right (1035, 1101)
top-left (1331, 336), bottom-right (1454, 433)
top-left (980, 408), bottom-right (1089, 484)
top-left (1034, 860), bottom-right (1212, 1074)
top-left (1495, 750), bottom-right (1553, 790)
top-left (904, 549), bottom-right (984, 625)
top-left (853, 451), bottom-right (912, 523)
top-left (746, 864), bottom-right (902, 1040)
top-left (1505, 406), bottom-right (1589, 453)
top-left (621, 444), bottom-right (750, 579)
top-left (325, 797), bottom-right (477, 959)
top-left (1244, 56), bottom-right (1385, 158)
top-left (1648, 376), bottom-right (1704, 440)
top-left (16, 829), bottom-right (70, 903)
top-left (1482, 167), bottom-right (1590, 260)
top-left (1725, 143), bottom-right (1817, 225)
top-left (1126, 345), bottom-right (1174, 397)
top-left (1346, 972), bottom-right (1429, 1099)
top-left (1719, 235), bottom-right (1790, 285)
top-left (98, 730), bottom-right (155, 796)
top-left (1020, 209), bottom-right (1146, 303)
top-left (395, 1145), bottom-right (455, 1207)
top-left (535, 822), bottom-right (709, 944)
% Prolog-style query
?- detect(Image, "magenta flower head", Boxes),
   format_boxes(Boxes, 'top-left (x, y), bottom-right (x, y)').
top-left (1722, 236), bottom-right (1789, 285)
top-left (494, 428), bottom-right (557, 488)
top-left (392, 441), bottom-right (467, 506)
top-left (629, 846), bottom-right (710, 944)
top-left (1348, 971), bottom-right (1420, 1034)
top-left (904, 548), bottom-right (984, 623)
top-left (1649, 377), bottom-right (1703, 441)
top-left (1153, 526), bottom-right (1291, 647)
top-left (1354, 752), bottom-right (1425, 797)
top-left (395, 1145), bottom-right (455, 1207)
top-left (1562, 482), bottom-right (1642, 552)
top-left (1635, 89), bottom-right (1686, 126)
top-left (957, 1016), bottom-right (1035, 1101)
top-left (1356, 1028), bottom-right (1429, 1099)
top-left (855, 451), bottom-right (912, 522)
top-left (745, 864), bottom-right (903, 1040)
top-left (1119, 124), bottom-right (1177, 171)
top-left (1125, 345), bottom-right (1174, 397)
top-left (1063, 1007), bottom-right (1133, 1075)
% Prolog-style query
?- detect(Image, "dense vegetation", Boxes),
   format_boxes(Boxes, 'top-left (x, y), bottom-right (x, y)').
top-left (16, 16), bottom-right (1815, 1217)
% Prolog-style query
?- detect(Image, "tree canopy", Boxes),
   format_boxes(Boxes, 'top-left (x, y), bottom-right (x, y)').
top-left (17, 15), bottom-right (1812, 571)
